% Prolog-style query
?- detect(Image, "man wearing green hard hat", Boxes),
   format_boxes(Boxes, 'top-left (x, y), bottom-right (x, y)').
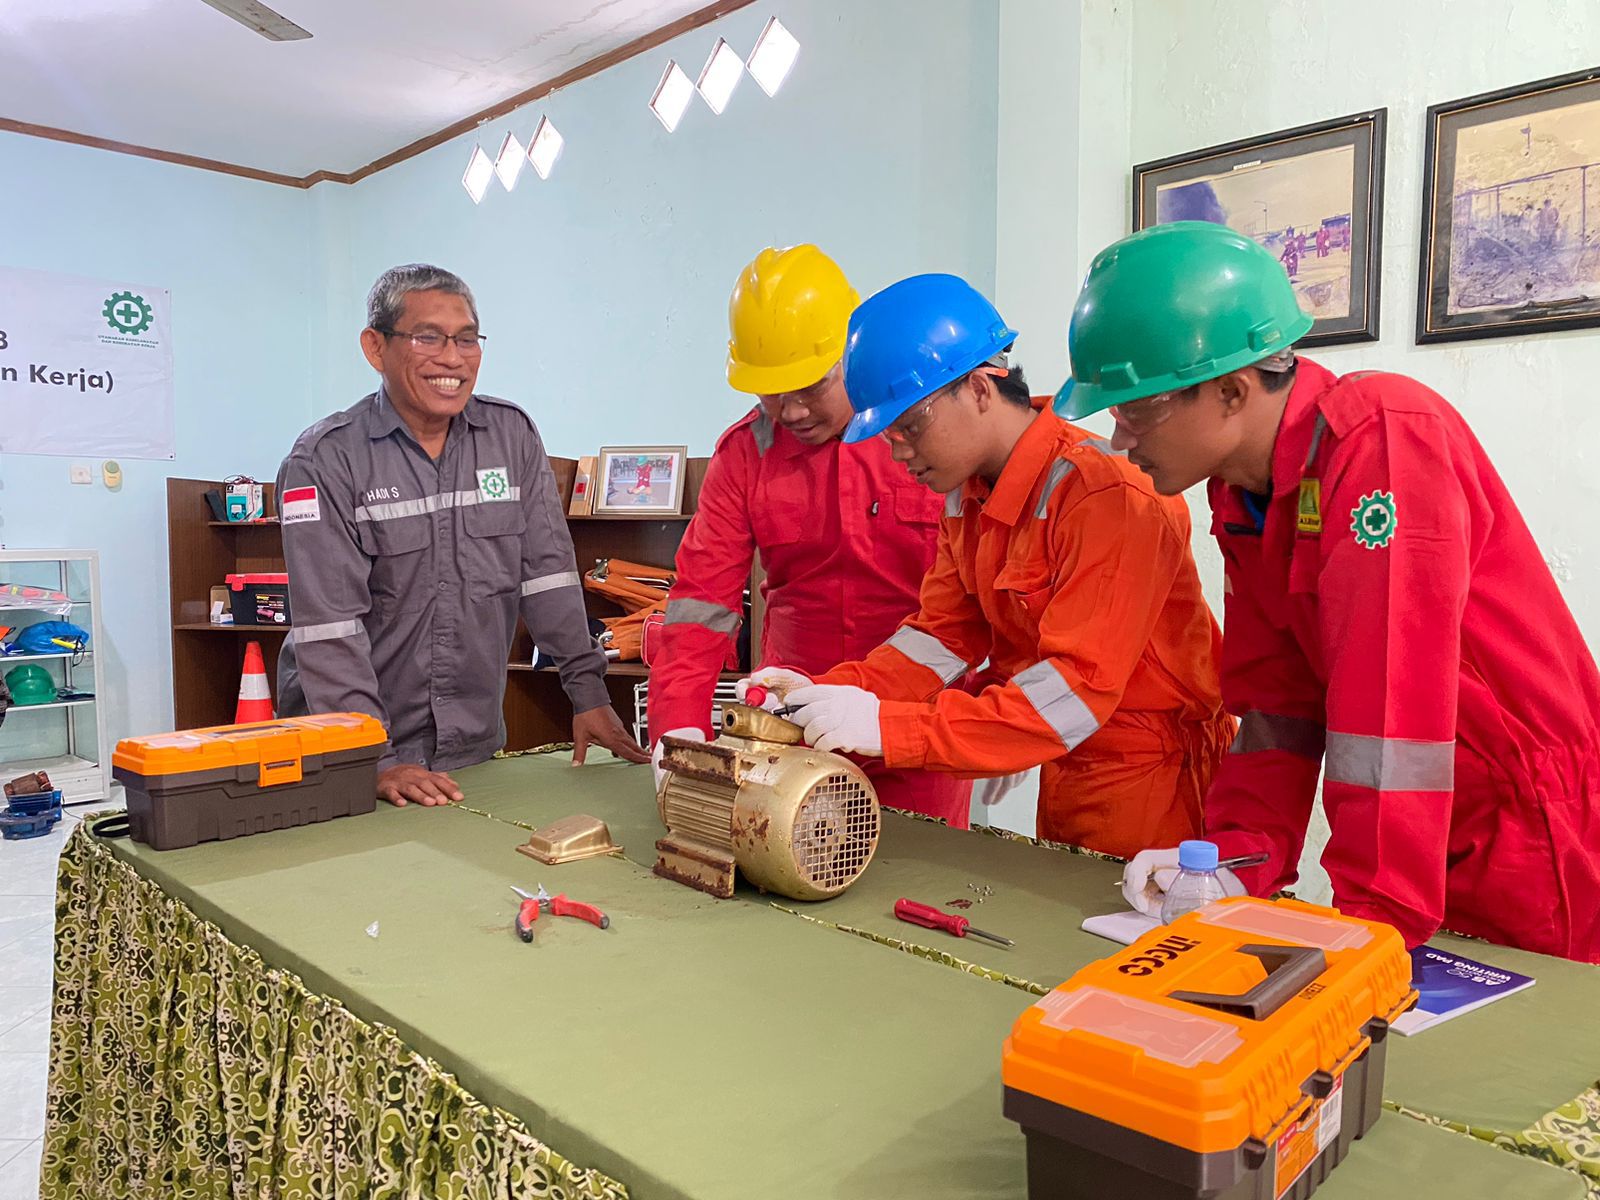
top-left (1069, 220), bottom-right (1600, 963)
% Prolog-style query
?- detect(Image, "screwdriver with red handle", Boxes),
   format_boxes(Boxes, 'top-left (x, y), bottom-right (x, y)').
top-left (894, 897), bottom-right (1014, 946)
top-left (742, 685), bottom-right (797, 717)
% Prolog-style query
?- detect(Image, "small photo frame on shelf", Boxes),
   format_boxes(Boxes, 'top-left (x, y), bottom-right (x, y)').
top-left (1418, 66), bottom-right (1600, 344)
top-left (1133, 109), bottom-right (1387, 347)
top-left (593, 446), bottom-right (688, 515)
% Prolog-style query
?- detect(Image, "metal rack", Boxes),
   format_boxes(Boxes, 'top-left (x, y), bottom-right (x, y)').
top-left (631, 679), bottom-right (742, 746)
top-left (0, 549), bottom-right (110, 805)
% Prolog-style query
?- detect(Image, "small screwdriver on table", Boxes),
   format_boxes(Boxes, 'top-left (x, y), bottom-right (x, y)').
top-left (894, 898), bottom-right (1014, 947)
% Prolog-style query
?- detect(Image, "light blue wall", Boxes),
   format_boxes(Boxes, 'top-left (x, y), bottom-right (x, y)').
top-left (0, 134), bottom-right (316, 744)
top-left (0, 0), bottom-right (1000, 747)
top-left (318, 0), bottom-right (1001, 456)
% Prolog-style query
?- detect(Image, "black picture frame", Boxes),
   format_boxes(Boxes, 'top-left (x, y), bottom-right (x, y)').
top-left (1418, 66), bottom-right (1600, 344)
top-left (1133, 109), bottom-right (1386, 348)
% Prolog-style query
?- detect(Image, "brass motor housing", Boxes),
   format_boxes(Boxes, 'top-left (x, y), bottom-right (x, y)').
top-left (655, 704), bottom-right (880, 900)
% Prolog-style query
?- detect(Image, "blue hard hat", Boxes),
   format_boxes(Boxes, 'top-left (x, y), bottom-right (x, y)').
top-left (841, 273), bottom-right (1018, 444)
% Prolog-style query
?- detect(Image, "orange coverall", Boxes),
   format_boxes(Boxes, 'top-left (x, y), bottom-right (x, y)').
top-left (816, 404), bottom-right (1232, 856)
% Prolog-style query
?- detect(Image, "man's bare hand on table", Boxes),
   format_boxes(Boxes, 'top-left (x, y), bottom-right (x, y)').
top-left (377, 763), bottom-right (464, 807)
top-left (571, 705), bottom-right (650, 766)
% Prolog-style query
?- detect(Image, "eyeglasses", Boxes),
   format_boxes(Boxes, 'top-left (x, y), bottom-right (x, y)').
top-left (1107, 391), bottom-right (1182, 435)
top-left (382, 328), bottom-right (487, 356)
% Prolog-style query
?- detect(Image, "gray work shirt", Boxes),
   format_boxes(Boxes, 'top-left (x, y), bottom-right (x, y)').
top-left (275, 389), bottom-right (609, 771)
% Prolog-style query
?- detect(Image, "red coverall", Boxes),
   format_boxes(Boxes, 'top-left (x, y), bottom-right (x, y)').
top-left (816, 404), bottom-right (1233, 857)
top-left (1206, 358), bottom-right (1600, 961)
top-left (648, 407), bottom-right (973, 825)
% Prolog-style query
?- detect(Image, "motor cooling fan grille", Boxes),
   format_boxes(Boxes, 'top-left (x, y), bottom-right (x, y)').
top-left (794, 773), bottom-right (878, 892)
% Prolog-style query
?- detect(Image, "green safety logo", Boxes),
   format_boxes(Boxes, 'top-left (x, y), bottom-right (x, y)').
top-left (102, 291), bottom-right (154, 336)
top-left (1350, 491), bottom-right (1397, 549)
top-left (477, 467), bottom-right (511, 500)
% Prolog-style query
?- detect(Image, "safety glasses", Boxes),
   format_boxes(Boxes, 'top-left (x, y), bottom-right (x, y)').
top-left (1107, 390), bottom-right (1182, 435)
top-left (881, 387), bottom-right (952, 446)
top-left (764, 364), bottom-right (841, 417)
top-left (881, 365), bottom-right (1009, 447)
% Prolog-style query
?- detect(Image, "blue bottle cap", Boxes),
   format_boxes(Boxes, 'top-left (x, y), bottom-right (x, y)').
top-left (1178, 839), bottom-right (1219, 871)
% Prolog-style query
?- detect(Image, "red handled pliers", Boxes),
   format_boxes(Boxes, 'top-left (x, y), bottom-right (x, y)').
top-left (510, 885), bottom-right (611, 942)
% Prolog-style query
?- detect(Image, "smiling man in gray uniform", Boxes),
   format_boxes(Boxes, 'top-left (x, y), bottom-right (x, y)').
top-left (277, 263), bottom-right (648, 806)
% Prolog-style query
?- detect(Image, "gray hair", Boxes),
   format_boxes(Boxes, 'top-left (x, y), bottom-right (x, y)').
top-left (365, 264), bottom-right (479, 331)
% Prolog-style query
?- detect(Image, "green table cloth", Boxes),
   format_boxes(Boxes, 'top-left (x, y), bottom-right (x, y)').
top-left (459, 751), bottom-right (1600, 1190)
top-left (39, 749), bottom-right (1599, 1198)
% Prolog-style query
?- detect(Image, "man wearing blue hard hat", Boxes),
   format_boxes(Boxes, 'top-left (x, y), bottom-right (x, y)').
top-left (738, 274), bottom-right (1232, 857)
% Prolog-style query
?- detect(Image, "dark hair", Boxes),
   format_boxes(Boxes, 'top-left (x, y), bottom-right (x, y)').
top-left (1171, 354), bottom-right (1297, 403)
top-left (992, 362), bottom-right (1032, 407)
top-left (1257, 361), bottom-right (1297, 393)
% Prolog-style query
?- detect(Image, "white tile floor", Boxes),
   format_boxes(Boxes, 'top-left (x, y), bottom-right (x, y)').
top-left (0, 807), bottom-right (77, 1200)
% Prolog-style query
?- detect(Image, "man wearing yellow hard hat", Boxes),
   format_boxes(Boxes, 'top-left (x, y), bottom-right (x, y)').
top-left (648, 245), bottom-right (973, 825)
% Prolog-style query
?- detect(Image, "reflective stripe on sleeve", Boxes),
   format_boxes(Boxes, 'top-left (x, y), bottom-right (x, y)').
top-left (1015, 660), bottom-right (1100, 750)
top-left (1230, 711), bottom-right (1326, 759)
top-left (1325, 732), bottom-right (1455, 791)
top-left (885, 626), bottom-right (969, 685)
top-left (521, 571), bottom-right (581, 597)
top-left (664, 597), bottom-right (741, 635)
top-left (292, 619), bottom-right (363, 644)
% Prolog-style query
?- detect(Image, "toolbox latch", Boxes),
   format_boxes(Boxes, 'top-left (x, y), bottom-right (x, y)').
top-left (253, 732), bottom-right (304, 788)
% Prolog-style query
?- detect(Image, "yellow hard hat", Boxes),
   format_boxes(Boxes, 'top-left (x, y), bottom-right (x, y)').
top-left (726, 245), bottom-right (860, 395)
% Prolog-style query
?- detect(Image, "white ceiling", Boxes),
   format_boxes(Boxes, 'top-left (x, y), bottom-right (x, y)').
top-left (0, 0), bottom-right (714, 178)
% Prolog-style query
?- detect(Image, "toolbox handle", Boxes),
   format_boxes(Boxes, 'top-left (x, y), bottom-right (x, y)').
top-left (1168, 943), bottom-right (1327, 1021)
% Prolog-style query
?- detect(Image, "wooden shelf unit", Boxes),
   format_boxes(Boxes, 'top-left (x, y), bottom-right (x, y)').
top-left (167, 463), bottom-right (760, 749)
top-left (168, 479), bottom-right (288, 729)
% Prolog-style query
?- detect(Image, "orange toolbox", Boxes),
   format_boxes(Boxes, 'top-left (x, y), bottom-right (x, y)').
top-left (1003, 897), bottom-right (1417, 1200)
top-left (112, 713), bottom-right (386, 850)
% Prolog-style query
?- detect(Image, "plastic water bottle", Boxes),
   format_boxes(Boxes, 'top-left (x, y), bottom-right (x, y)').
top-left (1160, 839), bottom-right (1229, 924)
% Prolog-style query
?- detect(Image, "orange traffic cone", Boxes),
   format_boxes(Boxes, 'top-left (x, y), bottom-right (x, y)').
top-left (235, 640), bottom-right (274, 723)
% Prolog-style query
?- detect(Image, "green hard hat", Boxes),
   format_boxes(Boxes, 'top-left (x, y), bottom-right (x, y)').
top-left (1055, 221), bottom-right (1313, 420)
top-left (4, 663), bottom-right (56, 706)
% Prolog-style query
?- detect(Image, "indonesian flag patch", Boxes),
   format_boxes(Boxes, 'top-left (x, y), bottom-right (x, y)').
top-left (280, 485), bottom-right (322, 524)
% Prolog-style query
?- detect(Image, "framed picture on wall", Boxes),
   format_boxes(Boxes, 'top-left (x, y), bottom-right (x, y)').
top-left (594, 446), bottom-right (688, 515)
top-left (1133, 109), bottom-right (1387, 347)
top-left (1418, 66), bottom-right (1600, 344)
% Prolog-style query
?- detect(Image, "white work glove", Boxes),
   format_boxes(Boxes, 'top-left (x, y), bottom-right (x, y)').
top-left (975, 772), bottom-right (1028, 807)
top-left (1120, 847), bottom-right (1247, 919)
top-left (651, 727), bottom-right (705, 792)
top-left (784, 684), bottom-right (883, 757)
top-left (734, 668), bottom-right (813, 711)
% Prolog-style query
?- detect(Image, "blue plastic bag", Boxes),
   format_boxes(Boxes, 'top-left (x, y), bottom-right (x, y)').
top-left (5, 621), bottom-right (90, 655)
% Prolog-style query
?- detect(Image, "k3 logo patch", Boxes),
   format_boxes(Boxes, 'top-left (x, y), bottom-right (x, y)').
top-left (1351, 491), bottom-right (1397, 549)
top-left (476, 467), bottom-right (511, 501)
top-left (1297, 479), bottom-right (1322, 535)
